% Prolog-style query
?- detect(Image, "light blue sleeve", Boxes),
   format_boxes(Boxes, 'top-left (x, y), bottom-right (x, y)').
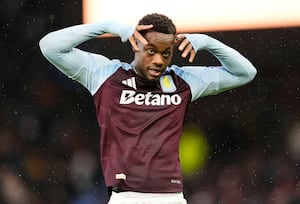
top-left (39, 22), bottom-right (135, 95)
top-left (173, 34), bottom-right (257, 102)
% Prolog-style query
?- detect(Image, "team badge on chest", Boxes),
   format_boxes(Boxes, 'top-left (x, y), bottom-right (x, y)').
top-left (160, 75), bottom-right (177, 93)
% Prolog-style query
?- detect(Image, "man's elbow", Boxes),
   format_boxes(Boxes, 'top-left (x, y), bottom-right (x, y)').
top-left (39, 34), bottom-right (61, 59)
top-left (39, 35), bottom-right (50, 56)
top-left (247, 64), bottom-right (257, 81)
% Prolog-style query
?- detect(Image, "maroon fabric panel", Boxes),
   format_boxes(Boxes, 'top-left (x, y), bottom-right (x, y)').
top-left (93, 67), bottom-right (191, 193)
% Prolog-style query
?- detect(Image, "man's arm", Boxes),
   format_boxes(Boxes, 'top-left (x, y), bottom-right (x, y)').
top-left (39, 22), bottom-right (134, 94)
top-left (176, 34), bottom-right (257, 101)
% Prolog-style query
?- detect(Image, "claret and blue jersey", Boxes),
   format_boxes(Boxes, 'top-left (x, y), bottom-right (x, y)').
top-left (39, 21), bottom-right (257, 193)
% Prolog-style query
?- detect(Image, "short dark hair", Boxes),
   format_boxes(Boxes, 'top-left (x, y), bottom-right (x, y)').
top-left (138, 13), bottom-right (176, 36)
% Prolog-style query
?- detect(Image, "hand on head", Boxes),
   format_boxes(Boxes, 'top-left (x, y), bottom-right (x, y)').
top-left (175, 34), bottom-right (196, 63)
top-left (129, 25), bottom-right (196, 63)
top-left (129, 24), bottom-right (153, 52)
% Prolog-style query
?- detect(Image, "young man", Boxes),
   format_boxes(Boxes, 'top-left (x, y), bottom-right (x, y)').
top-left (39, 13), bottom-right (257, 204)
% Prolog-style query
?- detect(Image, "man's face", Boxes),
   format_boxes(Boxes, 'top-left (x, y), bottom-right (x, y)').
top-left (133, 31), bottom-right (175, 81)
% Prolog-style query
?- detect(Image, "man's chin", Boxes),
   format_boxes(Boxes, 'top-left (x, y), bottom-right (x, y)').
top-left (146, 77), bottom-right (160, 85)
top-left (147, 73), bottom-right (162, 81)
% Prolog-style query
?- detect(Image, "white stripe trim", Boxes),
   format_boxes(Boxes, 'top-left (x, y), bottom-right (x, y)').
top-left (122, 77), bottom-right (136, 90)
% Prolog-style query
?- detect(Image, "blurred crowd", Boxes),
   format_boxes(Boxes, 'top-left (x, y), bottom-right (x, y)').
top-left (1, 0), bottom-right (300, 203)
top-left (185, 144), bottom-right (300, 204)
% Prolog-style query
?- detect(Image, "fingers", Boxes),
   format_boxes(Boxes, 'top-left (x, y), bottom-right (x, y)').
top-left (128, 36), bottom-right (138, 52)
top-left (180, 43), bottom-right (193, 58)
top-left (177, 36), bottom-right (196, 63)
top-left (129, 24), bottom-right (153, 51)
top-left (136, 24), bottom-right (153, 32)
top-left (135, 24), bottom-right (153, 45)
top-left (174, 34), bottom-right (185, 45)
top-left (133, 30), bottom-right (148, 45)
top-left (188, 50), bottom-right (196, 63)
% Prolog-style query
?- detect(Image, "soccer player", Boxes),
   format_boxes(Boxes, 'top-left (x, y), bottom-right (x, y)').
top-left (39, 13), bottom-right (257, 204)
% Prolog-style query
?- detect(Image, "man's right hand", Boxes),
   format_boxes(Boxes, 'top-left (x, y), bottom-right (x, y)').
top-left (129, 24), bottom-right (153, 51)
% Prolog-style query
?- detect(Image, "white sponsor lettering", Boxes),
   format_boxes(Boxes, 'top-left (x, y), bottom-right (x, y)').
top-left (120, 90), bottom-right (181, 106)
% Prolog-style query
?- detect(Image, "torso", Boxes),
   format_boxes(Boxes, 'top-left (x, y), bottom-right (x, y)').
top-left (93, 66), bottom-right (191, 192)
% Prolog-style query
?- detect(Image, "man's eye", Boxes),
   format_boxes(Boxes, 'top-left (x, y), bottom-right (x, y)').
top-left (147, 49), bottom-right (155, 55)
top-left (163, 52), bottom-right (170, 58)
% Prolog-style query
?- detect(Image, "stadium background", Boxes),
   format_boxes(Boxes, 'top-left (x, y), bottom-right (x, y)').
top-left (1, 1), bottom-right (300, 203)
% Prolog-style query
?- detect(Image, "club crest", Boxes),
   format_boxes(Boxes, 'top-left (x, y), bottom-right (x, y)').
top-left (160, 75), bottom-right (177, 93)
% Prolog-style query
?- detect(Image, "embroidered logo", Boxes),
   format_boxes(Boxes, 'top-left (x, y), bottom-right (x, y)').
top-left (122, 77), bottom-right (137, 90)
top-left (115, 173), bottom-right (127, 180)
top-left (160, 75), bottom-right (176, 93)
top-left (170, 179), bottom-right (181, 184)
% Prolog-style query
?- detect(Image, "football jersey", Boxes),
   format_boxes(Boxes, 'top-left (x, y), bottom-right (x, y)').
top-left (93, 64), bottom-right (191, 192)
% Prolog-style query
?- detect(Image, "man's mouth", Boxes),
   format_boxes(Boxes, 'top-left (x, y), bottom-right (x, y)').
top-left (148, 68), bottom-right (162, 77)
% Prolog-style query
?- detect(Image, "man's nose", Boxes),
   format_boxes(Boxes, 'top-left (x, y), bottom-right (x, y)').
top-left (152, 54), bottom-right (164, 67)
